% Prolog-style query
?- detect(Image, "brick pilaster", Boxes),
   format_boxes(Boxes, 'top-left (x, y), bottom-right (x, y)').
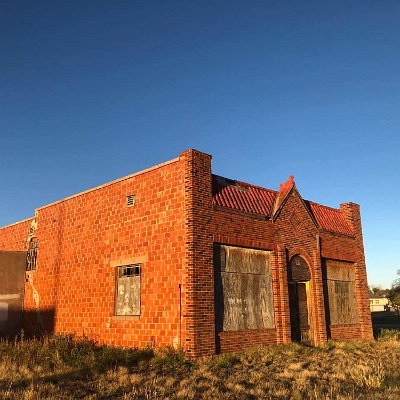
top-left (276, 245), bottom-right (291, 343)
top-left (271, 249), bottom-right (282, 343)
top-left (340, 203), bottom-right (373, 339)
top-left (181, 149), bottom-right (215, 357)
top-left (312, 249), bottom-right (327, 344)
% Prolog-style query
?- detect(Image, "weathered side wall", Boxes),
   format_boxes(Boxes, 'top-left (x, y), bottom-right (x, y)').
top-left (23, 156), bottom-right (188, 349)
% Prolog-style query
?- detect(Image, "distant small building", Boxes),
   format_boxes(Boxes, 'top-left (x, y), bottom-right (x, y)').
top-left (369, 292), bottom-right (389, 312)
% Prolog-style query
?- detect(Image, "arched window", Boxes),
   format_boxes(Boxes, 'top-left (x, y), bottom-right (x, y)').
top-left (288, 255), bottom-right (311, 282)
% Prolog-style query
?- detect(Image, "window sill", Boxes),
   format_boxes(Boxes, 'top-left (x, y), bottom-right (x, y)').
top-left (112, 315), bottom-right (140, 321)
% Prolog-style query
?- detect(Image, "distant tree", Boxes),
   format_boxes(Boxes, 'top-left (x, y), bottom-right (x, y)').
top-left (380, 288), bottom-right (391, 297)
top-left (370, 285), bottom-right (390, 297)
top-left (371, 286), bottom-right (381, 295)
top-left (388, 278), bottom-right (400, 316)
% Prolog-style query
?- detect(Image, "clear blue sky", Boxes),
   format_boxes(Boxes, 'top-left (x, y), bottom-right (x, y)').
top-left (1, 1), bottom-right (399, 288)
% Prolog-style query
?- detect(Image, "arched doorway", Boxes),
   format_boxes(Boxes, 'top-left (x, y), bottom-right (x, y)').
top-left (288, 255), bottom-right (312, 344)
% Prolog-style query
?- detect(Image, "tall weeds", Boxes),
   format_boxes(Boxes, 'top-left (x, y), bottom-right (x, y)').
top-left (0, 331), bottom-right (399, 399)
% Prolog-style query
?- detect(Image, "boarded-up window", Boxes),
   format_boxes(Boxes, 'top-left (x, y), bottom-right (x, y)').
top-left (214, 245), bottom-right (275, 331)
top-left (115, 264), bottom-right (141, 316)
top-left (323, 259), bottom-right (358, 325)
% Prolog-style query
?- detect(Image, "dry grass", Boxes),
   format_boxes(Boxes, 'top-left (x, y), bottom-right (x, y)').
top-left (0, 330), bottom-right (399, 399)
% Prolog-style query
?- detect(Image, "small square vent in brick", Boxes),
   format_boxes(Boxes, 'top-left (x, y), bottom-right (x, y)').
top-left (126, 194), bottom-right (136, 207)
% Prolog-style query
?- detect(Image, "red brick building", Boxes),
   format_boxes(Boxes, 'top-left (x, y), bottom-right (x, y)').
top-left (0, 149), bottom-right (372, 356)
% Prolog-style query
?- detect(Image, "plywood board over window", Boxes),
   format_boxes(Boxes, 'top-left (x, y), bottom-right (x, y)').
top-left (214, 245), bottom-right (275, 332)
top-left (322, 259), bottom-right (358, 325)
top-left (115, 264), bottom-right (141, 316)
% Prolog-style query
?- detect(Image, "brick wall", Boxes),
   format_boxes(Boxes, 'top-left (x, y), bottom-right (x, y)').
top-left (23, 157), bottom-right (188, 348)
top-left (212, 208), bottom-right (275, 248)
top-left (330, 323), bottom-right (362, 340)
top-left (320, 231), bottom-right (356, 262)
top-left (218, 329), bottom-right (276, 353)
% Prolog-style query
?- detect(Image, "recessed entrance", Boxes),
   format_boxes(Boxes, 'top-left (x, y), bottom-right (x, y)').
top-left (288, 255), bottom-right (312, 344)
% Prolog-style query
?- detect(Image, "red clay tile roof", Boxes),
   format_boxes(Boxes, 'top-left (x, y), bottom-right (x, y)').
top-left (212, 175), bottom-right (277, 216)
top-left (305, 201), bottom-right (354, 236)
top-left (212, 174), bottom-right (354, 236)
